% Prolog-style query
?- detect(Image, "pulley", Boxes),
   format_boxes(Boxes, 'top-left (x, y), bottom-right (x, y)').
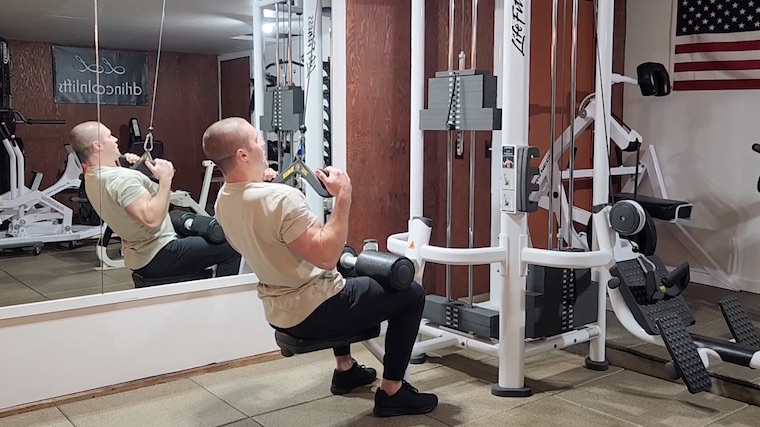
top-left (609, 200), bottom-right (646, 236)
top-left (586, 205), bottom-right (657, 256)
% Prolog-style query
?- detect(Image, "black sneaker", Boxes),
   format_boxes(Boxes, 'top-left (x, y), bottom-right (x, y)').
top-left (373, 381), bottom-right (438, 417)
top-left (330, 360), bottom-right (377, 395)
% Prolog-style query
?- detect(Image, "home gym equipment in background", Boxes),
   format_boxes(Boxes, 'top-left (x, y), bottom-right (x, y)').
top-left (272, 0), bottom-right (760, 399)
top-left (0, 105), bottom-right (101, 255)
top-left (253, 0), bottom-right (331, 222)
top-left (534, 61), bottom-right (735, 291)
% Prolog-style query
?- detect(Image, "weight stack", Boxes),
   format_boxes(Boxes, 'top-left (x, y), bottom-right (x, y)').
top-left (419, 69), bottom-right (501, 131)
top-left (525, 256), bottom-right (599, 339)
top-left (262, 86), bottom-right (304, 132)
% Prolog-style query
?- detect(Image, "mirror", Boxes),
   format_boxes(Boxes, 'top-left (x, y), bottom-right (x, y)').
top-left (0, 0), bottom-right (334, 309)
top-left (0, 0), bottom-right (103, 306)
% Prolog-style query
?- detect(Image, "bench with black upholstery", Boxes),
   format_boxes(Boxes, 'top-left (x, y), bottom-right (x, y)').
top-left (274, 324), bottom-right (382, 357)
top-left (132, 268), bottom-right (214, 288)
top-left (613, 192), bottom-right (692, 222)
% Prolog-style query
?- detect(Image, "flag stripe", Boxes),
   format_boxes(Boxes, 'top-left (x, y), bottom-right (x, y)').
top-left (674, 59), bottom-right (760, 72)
top-left (673, 69), bottom-right (760, 81)
top-left (673, 79), bottom-right (760, 91)
top-left (673, 30), bottom-right (760, 45)
top-left (675, 39), bottom-right (760, 54)
top-left (675, 50), bottom-right (760, 63)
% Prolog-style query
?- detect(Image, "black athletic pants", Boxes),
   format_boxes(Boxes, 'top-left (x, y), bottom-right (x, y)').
top-left (134, 236), bottom-right (242, 278)
top-left (279, 276), bottom-right (426, 381)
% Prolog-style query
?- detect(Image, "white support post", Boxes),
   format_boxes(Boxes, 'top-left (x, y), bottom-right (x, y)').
top-left (302, 0), bottom-right (325, 215)
top-left (330, 0), bottom-right (347, 172)
top-left (410, 0), bottom-right (425, 221)
top-left (495, 0), bottom-right (531, 396)
top-left (252, 1), bottom-right (265, 130)
top-left (587, 0), bottom-right (615, 367)
top-left (489, 0), bottom-right (504, 307)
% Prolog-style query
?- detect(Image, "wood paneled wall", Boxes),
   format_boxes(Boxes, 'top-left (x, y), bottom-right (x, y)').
top-left (344, 0), bottom-right (627, 298)
top-left (6, 40), bottom-right (219, 204)
top-left (345, 2), bottom-right (413, 252)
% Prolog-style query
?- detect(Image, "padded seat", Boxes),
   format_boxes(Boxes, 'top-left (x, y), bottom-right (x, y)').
top-left (275, 324), bottom-right (382, 357)
top-left (132, 268), bottom-right (214, 288)
top-left (613, 192), bottom-right (692, 221)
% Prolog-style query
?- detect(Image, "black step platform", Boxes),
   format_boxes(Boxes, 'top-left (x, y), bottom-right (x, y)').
top-left (719, 297), bottom-right (760, 351)
top-left (656, 314), bottom-right (712, 394)
top-left (613, 192), bottom-right (692, 221)
top-left (610, 255), bottom-right (695, 335)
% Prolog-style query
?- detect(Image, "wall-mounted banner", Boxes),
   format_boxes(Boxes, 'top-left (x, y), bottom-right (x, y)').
top-left (52, 46), bottom-right (148, 105)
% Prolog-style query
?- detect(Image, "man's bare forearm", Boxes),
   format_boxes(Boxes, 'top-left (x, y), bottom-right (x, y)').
top-left (143, 179), bottom-right (172, 229)
top-left (318, 193), bottom-right (351, 266)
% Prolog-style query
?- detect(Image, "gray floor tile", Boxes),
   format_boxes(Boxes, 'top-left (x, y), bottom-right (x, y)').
top-left (297, 342), bottom-right (449, 378)
top-left (58, 378), bottom-right (247, 427)
top-left (557, 370), bottom-right (747, 427)
top-left (101, 267), bottom-right (135, 284)
top-left (253, 394), bottom-right (449, 427)
top-left (221, 418), bottom-right (263, 427)
top-left (0, 284), bottom-right (40, 302)
top-left (0, 295), bottom-right (47, 308)
top-left (0, 407), bottom-right (74, 427)
top-left (453, 349), bottom-right (623, 395)
top-left (605, 311), bottom-right (648, 348)
top-left (0, 251), bottom-right (84, 274)
top-left (18, 270), bottom-right (122, 296)
top-left (468, 395), bottom-right (635, 427)
top-left (412, 366), bottom-right (544, 426)
top-left (708, 405), bottom-right (760, 426)
top-left (191, 355), bottom-right (339, 417)
top-left (43, 282), bottom-right (134, 300)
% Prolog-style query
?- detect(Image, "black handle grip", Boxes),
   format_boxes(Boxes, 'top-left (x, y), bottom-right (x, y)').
top-left (752, 143), bottom-right (760, 154)
top-left (662, 262), bottom-right (689, 288)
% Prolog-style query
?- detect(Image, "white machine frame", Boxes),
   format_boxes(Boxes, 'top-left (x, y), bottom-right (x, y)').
top-left (534, 87), bottom-right (739, 290)
top-left (362, 0), bottom-right (613, 394)
top-left (252, 0), bottom-right (327, 217)
top-left (343, 0), bottom-right (760, 395)
top-left (0, 130), bottom-right (100, 254)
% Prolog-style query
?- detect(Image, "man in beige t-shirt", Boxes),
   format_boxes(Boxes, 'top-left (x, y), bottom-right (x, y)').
top-left (203, 117), bottom-right (438, 418)
top-left (69, 121), bottom-right (242, 283)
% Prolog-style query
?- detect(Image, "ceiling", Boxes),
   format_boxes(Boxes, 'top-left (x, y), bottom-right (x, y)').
top-left (0, 0), bottom-right (321, 55)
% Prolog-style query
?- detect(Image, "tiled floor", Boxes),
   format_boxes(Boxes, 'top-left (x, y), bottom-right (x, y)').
top-left (0, 239), bottom-right (134, 307)
top-left (1, 342), bottom-right (759, 427)
top-left (564, 283), bottom-right (760, 406)
top-left (2, 242), bottom-right (760, 426)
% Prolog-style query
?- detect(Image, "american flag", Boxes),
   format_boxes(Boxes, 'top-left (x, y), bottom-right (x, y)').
top-left (671, 0), bottom-right (760, 90)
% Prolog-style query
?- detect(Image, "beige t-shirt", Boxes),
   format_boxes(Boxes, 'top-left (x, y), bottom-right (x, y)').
top-left (214, 181), bottom-right (345, 328)
top-left (85, 165), bottom-right (177, 270)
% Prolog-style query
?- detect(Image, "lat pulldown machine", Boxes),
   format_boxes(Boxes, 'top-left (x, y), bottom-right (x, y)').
top-left (253, 0), bottom-right (332, 219)
top-left (271, 0), bottom-right (760, 397)
top-left (386, 0), bottom-right (760, 397)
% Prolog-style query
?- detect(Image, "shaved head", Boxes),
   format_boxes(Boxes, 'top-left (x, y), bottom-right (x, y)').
top-left (202, 117), bottom-right (263, 174)
top-left (70, 121), bottom-right (106, 160)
